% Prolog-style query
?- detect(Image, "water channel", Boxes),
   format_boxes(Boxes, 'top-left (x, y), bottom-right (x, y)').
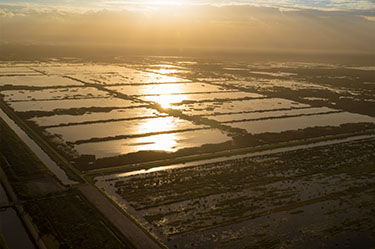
top-left (95, 134), bottom-right (375, 182)
top-left (0, 184), bottom-right (36, 249)
top-left (0, 109), bottom-right (77, 185)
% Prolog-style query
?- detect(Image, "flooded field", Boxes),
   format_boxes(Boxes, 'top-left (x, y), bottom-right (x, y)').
top-left (0, 75), bottom-right (84, 87)
top-left (2, 87), bottom-right (111, 101)
top-left (171, 98), bottom-right (310, 116)
top-left (139, 91), bottom-right (263, 106)
top-left (73, 72), bottom-right (190, 85)
top-left (8, 97), bottom-right (140, 112)
top-left (46, 116), bottom-right (207, 143)
top-left (29, 108), bottom-right (166, 127)
top-left (203, 107), bottom-right (336, 122)
top-left (1, 60), bottom-right (375, 168)
top-left (227, 112), bottom-right (375, 134)
top-left (107, 82), bottom-right (229, 96)
top-left (75, 129), bottom-right (230, 158)
top-left (95, 137), bottom-right (375, 248)
top-left (40, 64), bottom-right (190, 85)
top-left (1, 58), bottom-right (375, 248)
top-left (0, 66), bottom-right (37, 74)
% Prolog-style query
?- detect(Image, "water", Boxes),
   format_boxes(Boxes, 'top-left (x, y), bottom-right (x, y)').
top-left (139, 91), bottom-right (263, 106)
top-left (2, 87), bottom-right (110, 102)
top-left (172, 98), bottom-right (310, 116)
top-left (8, 97), bottom-right (139, 112)
top-left (204, 107), bottom-right (336, 122)
top-left (0, 208), bottom-right (36, 249)
top-left (61, 66), bottom-right (190, 85)
top-left (0, 184), bottom-right (36, 249)
top-left (0, 109), bottom-right (77, 185)
top-left (75, 129), bottom-right (230, 158)
top-left (0, 75), bottom-right (83, 87)
top-left (30, 107), bottom-right (166, 127)
top-left (95, 134), bottom-right (375, 181)
top-left (228, 112), bottom-right (375, 134)
top-left (47, 116), bottom-right (207, 143)
top-left (106, 82), bottom-right (228, 96)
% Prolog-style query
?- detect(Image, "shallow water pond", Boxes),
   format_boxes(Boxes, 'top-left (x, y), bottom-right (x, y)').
top-left (138, 91), bottom-right (264, 107)
top-left (204, 107), bottom-right (336, 122)
top-left (2, 87), bottom-right (111, 101)
top-left (107, 82), bottom-right (227, 96)
top-left (0, 75), bottom-right (84, 87)
top-left (35, 63), bottom-right (145, 76)
top-left (222, 79), bottom-right (344, 93)
top-left (172, 98), bottom-right (310, 116)
top-left (0, 66), bottom-right (38, 75)
top-left (8, 97), bottom-right (140, 112)
top-left (46, 116), bottom-right (206, 143)
top-left (63, 66), bottom-right (190, 85)
top-left (74, 129), bottom-right (230, 158)
top-left (80, 72), bottom-right (189, 85)
top-left (228, 112), bottom-right (375, 134)
top-left (29, 108), bottom-right (166, 127)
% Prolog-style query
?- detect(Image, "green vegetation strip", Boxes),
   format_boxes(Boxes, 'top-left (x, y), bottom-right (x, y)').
top-left (0, 228), bottom-right (10, 249)
top-left (0, 100), bottom-right (83, 184)
top-left (24, 190), bottom-right (134, 249)
top-left (79, 184), bottom-right (165, 249)
top-left (86, 128), bottom-right (375, 177)
top-left (1, 111), bottom-right (135, 249)
top-left (197, 181), bottom-right (375, 233)
top-left (0, 117), bottom-right (52, 198)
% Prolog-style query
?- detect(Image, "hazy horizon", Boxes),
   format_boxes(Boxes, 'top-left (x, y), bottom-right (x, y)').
top-left (2, 2), bottom-right (375, 248)
top-left (1, 0), bottom-right (375, 56)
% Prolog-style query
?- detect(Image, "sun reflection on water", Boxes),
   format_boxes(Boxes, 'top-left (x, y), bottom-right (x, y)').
top-left (130, 115), bottom-right (183, 152)
top-left (137, 116), bottom-right (179, 134)
top-left (150, 68), bottom-right (186, 74)
top-left (144, 72), bottom-right (183, 83)
top-left (130, 133), bottom-right (178, 152)
top-left (144, 94), bottom-right (188, 108)
top-left (141, 83), bottom-right (187, 108)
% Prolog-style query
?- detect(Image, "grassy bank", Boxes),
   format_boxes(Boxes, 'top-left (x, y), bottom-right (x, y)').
top-left (0, 113), bottom-right (134, 249)
top-left (24, 190), bottom-right (134, 249)
top-left (0, 100), bottom-right (82, 184)
top-left (0, 117), bottom-right (52, 198)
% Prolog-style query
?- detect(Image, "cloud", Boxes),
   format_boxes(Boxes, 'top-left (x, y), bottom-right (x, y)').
top-left (0, 4), bottom-right (374, 53)
top-left (0, 8), bottom-right (15, 17)
top-left (363, 15), bottom-right (375, 21)
top-left (0, 0), bottom-right (374, 11)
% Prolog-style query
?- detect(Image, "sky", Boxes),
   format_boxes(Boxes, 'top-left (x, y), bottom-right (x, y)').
top-left (0, 0), bottom-right (375, 54)
top-left (1, 0), bottom-right (374, 10)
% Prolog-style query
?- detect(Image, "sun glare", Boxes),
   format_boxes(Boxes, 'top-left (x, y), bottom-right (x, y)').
top-left (140, 83), bottom-right (186, 108)
top-left (132, 118), bottom-right (179, 151)
top-left (144, 94), bottom-right (187, 108)
top-left (145, 72), bottom-right (182, 83)
top-left (143, 0), bottom-right (188, 6)
top-left (136, 133), bottom-right (178, 151)
top-left (137, 117), bottom-right (178, 134)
